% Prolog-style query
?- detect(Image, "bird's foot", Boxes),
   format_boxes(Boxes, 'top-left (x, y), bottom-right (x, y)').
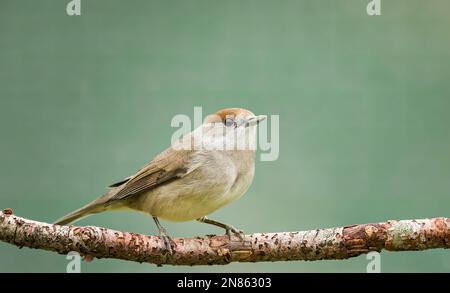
top-left (196, 216), bottom-right (245, 241)
top-left (153, 216), bottom-right (176, 255)
top-left (159, 232), bottom-right (176, 255)
top-left (225, 225), bottom-right (245, 240)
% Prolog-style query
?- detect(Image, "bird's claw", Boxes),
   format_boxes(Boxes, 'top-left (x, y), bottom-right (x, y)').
top-left (160, 233), bottom-right (176, 255)
top-left (225, 226), bottom-right (245, 240)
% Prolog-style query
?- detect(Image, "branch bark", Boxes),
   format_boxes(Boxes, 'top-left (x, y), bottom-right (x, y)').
top-left (1, 208), bottom-right (449, 266)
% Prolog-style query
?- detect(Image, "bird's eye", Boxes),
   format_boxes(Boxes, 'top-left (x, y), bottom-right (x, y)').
top-left (224, 118), bottom-right (234, 127)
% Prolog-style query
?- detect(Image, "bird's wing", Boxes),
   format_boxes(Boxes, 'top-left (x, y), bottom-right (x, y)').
top-left (104, 148), bottom-right (195, 204)
top-left (108, 176), bottom-right (132, 188)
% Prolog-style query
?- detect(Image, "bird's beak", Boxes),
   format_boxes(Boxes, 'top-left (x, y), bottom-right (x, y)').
top-left (246, 115), bottom-right (267, 127)
top-left (256, 115), bottom-right (267, 123)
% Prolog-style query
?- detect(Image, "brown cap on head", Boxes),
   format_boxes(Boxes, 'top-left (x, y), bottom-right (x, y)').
top-left (205, 108), bottom-right (255, 124)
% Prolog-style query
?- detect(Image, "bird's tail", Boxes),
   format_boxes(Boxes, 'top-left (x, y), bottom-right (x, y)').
top-left (54, 195), bottom-right (110, 225)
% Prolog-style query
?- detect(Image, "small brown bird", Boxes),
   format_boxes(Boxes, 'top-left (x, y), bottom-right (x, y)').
top-left (55, 108), bottom-right (266, 253)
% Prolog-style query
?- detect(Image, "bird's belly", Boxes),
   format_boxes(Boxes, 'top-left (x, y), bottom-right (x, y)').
top-left (130, 175), bottom-right (239, 222)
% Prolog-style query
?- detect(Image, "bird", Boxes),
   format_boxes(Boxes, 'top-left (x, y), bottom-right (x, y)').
top-left (54, 108), bottom-right (266, 253)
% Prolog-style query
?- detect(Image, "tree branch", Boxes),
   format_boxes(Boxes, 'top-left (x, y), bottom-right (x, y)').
top-left (1, 208), bottom-right (449, 266)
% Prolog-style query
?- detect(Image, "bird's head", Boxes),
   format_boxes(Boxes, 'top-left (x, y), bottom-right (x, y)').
top-left (205, 108), bottom-right (267, 129)
top-left (200, 108), bottom-right (266, 151)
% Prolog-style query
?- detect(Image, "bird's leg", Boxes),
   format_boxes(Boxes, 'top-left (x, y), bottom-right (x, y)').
top-left (197, 216), bottom-right (244, 240)
top-left (153, 216), bottom-right (176, 254)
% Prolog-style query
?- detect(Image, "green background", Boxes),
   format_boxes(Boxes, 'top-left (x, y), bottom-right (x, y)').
top-left (1, 0), bottom-right (450, 272)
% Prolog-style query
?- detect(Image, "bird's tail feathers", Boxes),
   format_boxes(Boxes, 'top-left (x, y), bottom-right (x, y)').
top-left (54, 196), bottom-right (110, 225)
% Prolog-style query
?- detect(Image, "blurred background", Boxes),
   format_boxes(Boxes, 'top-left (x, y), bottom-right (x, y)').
top-left (1, 0), bottom-right (450, 272)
